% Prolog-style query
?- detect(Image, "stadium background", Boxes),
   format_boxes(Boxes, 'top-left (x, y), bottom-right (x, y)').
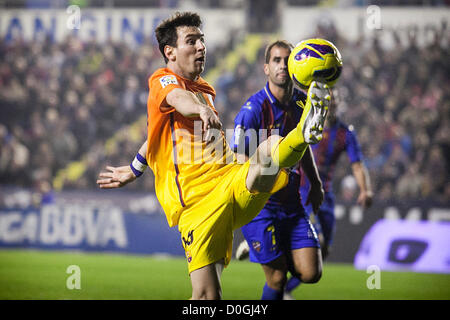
top-left (0, 0), bottom-right (449, 300)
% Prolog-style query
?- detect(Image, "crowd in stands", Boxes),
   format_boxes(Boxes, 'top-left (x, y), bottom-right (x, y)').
top-left (0, 22), bottom-right (448, 205)
top-left (0, 35), bottom-right (160, 192)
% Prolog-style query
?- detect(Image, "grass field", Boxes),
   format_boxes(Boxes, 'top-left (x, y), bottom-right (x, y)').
top-left (0, 249), bottom-right (449, 300)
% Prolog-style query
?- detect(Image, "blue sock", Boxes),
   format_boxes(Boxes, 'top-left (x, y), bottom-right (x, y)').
top-left (261, 283), bottom-right (284, 300)
top-left (285, 276), bottom-right (302, 293)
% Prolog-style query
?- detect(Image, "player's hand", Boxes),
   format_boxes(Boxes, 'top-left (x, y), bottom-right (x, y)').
top-left (199, 105), bottom-right (222, 143)
top-left (306, 182), bottom-right (324, 215)
top-left (97, 165), bottom-right (137, 189)
top-left (357, 190), bottom-right (373, 209)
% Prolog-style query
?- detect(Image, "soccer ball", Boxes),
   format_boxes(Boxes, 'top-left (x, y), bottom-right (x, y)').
top-left (288, 38), bottom-right (342, 89)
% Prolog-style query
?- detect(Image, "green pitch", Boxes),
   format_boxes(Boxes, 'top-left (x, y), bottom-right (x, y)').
top-left (0, 249), bottom-right (449, 300)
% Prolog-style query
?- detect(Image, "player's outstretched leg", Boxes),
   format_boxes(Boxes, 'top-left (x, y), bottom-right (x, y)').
top-left (245, 81), bottom-right (331, 195)
top-left (271, 80), bottom-right (331, 168)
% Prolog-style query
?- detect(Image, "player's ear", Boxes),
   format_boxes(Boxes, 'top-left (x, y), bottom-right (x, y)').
top-left (164, 45), bottom-right (176, 62)
top-left (263, 63), bottom-right (269, 76)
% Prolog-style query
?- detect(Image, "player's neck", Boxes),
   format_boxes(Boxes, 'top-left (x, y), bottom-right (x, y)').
top-left (268, 81), bottom-right (292, 105)
top-left (167, 63), bottom-right (199, 81)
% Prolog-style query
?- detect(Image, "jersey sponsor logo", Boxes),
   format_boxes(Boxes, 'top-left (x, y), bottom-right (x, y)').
top-left (159, 75), bottom-right (178, 88)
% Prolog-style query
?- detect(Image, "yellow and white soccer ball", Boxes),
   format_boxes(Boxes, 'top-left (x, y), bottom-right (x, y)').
top-left (288, 38), bottom-right (343, 89)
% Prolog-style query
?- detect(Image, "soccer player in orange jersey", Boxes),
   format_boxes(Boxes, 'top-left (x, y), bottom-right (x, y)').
top-left (97, 12), bottom-right (331, 300)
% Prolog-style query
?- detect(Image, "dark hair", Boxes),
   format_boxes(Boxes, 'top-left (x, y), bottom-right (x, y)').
top-left (264, 40), bottom-right (293, 64)
top-left (155, 12), bottom-right (202, 63)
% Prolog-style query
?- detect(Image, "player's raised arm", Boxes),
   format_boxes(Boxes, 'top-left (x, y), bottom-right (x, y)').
top-left (97, 141), bottom-right (148, 189)
top-left (165, 88), bottom-right (222, 134)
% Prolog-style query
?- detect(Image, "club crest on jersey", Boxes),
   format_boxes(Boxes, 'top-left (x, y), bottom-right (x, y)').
top-left (252, 241), bottom-right (261, 252)
top-left (186, 251), bottom-right (192, 263)
top-left (159, 75), bottom-right (178, 88)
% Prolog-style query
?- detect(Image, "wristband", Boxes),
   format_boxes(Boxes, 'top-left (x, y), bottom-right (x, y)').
top-left (130, 153), bottom-right (148, 177)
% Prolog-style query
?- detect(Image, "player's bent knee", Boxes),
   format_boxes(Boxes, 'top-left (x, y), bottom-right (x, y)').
top-left (290, 265), bottom-right (322, 284)
top-left (261, 134), bottom-right (283, 158)
top-left (246, 135), bottom-right (284, 194)
top-left (266, 271), bottom-right (287, 291)
top-left (252, 135), bottom-right (282, 167)
top-left (300, 269), bottom-right (322, 284)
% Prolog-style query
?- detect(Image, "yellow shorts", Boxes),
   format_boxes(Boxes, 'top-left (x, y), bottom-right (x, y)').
top-left (178, 161), bottom-right (288, 274)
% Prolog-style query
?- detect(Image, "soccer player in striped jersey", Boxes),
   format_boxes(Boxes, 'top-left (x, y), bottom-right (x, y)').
top-left (283, 88), bottom-right (373, 297)
top-left (97, 12), bottom-right (331, 300)
top-left (232, 40), bottom-right (324, 300)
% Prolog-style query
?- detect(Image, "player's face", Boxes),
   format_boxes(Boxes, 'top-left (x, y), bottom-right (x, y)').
top-left (171, 26), bottom-right (206, 80)
top-left (264, 46), bottom-right (291, 88)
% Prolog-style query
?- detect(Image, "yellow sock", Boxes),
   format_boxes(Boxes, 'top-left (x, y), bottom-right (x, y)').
top-left (271, 126), bottom-right (308, 168)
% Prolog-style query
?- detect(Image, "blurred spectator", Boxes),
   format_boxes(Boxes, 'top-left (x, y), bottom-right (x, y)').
top-left (395, 163), bottom-right (423, 200)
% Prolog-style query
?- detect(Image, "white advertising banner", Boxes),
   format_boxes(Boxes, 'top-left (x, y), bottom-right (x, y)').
top-left (282, 7), bottom-right (450, 49)
top-left (0, 8), bottom-right (245, 49)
